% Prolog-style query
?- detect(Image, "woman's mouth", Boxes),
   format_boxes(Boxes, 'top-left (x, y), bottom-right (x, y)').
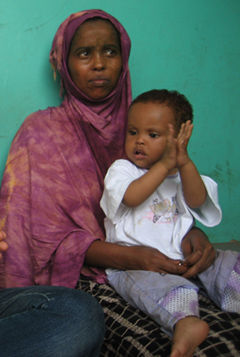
top-left (90, 78), bottom-right (108, 87)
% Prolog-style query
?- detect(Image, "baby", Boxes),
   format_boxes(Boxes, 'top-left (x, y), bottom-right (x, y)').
top-left (100, 89), bottom-right (240, 357)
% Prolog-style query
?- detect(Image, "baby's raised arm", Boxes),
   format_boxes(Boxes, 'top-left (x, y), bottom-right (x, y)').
top-left (177, 121), bottom-right (207, 208)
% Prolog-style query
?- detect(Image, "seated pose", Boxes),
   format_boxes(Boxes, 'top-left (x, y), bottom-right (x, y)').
top-left (0, 10), bottom-right (215, 290)
top-left (0, 231), bottom-right (105, 357)
top-left (1, 9), bottom-right (235, 356)
top-left (100, 89), bottom-right (240, 357)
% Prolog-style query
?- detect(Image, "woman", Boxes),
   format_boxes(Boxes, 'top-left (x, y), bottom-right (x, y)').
top-left (1, 9), bottom-right (238, 356)
top-left (0, 9), bottom-right (213, 288)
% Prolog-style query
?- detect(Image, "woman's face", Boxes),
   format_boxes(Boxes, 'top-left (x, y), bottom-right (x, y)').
top-left (67, 19), bottom-right (123, 100)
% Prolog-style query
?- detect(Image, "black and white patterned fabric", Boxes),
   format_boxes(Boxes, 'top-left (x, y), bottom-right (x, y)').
top-left (78, 275), bottom-right (240, 356)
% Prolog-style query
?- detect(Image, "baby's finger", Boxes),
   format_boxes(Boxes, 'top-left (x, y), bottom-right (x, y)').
top-left (168, 123), bottom-right (175, 136)
top-left (185, 121), bottom-right (193, 138)
top-left (179, 122), bottom-right (193, 145)
top-left (178, 122), bottom-right (185, 137)
top-left (166, 124), bottom-right (176, 146)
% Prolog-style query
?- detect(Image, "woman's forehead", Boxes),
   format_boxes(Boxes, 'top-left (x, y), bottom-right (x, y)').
top-left (70, 19), bottom-right (120, 49)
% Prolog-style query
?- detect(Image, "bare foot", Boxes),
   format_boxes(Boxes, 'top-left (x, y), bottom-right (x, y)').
top-left (170, 316), bottom-right (209, 357)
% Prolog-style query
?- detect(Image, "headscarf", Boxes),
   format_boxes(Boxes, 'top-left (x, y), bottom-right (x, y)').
top-left (0, 10), bottom-right (132, 288)
top-left (50, 9), bottom-right (132, 175)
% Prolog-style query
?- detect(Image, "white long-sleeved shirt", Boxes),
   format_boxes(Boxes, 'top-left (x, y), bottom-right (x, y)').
top-left (100, 159), bottom-right (222, 262)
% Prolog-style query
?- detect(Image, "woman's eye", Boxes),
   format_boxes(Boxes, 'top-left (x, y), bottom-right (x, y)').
top-left (105, 47), bottom-right (120, 56)
top-left (77, 50), bottom-right (89, 58)
top-left (106, 49), bottom-right (115, 55)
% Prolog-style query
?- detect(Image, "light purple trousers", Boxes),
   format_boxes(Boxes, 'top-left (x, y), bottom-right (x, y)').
top-left (108, 249), bottom-right (239, 336)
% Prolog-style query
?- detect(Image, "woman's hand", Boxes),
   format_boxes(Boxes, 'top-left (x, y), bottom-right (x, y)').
top-left (180, 226), bottom-right (216, 278)
top-left (85, 240), bottom-right (188, 275)
top-left (85, 227), bottom-right (215, 277)
top-left (128, 227), bottom-right (215, 277)
top-left (127, 245), bottom-right (189, 275)
top-left (0, 231), bottom-right (8, 259)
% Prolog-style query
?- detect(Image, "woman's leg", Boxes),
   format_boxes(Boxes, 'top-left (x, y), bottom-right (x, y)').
top-left (0, 285), bottom-right (105, 357)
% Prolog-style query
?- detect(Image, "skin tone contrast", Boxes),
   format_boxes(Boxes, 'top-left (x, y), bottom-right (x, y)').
top-left (68, 19), bottom-right (123, 101)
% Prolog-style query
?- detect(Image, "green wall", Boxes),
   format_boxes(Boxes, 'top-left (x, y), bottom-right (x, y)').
top-left (0, 0), bottom-right (239, 243)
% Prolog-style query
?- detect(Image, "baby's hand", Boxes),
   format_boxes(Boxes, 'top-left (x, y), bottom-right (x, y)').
top-left (176, 120), bottom-right (193, 168)
top-left (161, 124), bottom-right (177, 172)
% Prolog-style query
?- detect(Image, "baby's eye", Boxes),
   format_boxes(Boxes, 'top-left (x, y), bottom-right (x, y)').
top-left (149, 133), bottom-right (159, 138)
top-left (129, 130), bottom-right (137, 136)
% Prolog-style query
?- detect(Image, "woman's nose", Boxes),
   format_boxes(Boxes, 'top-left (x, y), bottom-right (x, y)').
top-left (93, 53), bottom-right (105, 70)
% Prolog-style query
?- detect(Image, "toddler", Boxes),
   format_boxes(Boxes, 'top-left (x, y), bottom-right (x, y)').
top-left (100, 89), bottom-right (240, 357)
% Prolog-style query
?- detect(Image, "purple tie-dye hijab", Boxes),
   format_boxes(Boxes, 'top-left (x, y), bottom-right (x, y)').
top-left (0, 10), bottom-right (132, 288)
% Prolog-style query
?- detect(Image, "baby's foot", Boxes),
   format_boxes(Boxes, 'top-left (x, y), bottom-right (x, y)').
top-left (170, 316), bottom-right (209, 357)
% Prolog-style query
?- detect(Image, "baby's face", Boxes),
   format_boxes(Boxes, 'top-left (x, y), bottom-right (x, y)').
top-left (125, 102), bottom-right (176, 169)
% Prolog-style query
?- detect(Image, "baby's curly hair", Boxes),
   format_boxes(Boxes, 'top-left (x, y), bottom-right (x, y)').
top-left (130, 89), bottom-right (193, 131)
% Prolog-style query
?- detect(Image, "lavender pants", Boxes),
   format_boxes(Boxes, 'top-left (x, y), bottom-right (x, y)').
top-left (107, 249), bottom-right (239, 336)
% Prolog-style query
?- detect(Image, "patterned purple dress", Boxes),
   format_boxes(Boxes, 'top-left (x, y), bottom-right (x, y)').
top-left (0, 10), bottom-right (131, 288)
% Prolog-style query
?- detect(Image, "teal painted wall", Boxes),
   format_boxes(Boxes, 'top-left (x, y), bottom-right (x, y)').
top-left (0, 0), bottom-right (239, 243)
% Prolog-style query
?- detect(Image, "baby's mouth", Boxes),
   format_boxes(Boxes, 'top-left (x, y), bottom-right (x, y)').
top-left (134, 148), bottom-right (146, 157)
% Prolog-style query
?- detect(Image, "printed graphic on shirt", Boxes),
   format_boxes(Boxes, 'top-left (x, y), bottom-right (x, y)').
top-left (146, 196), bottom-right (178, 224)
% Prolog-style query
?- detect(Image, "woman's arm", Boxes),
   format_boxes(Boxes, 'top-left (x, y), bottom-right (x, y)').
top-left (85, 240), bottom-right (187, 274)
top-left (85, 226), bottom-right (215, 277)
